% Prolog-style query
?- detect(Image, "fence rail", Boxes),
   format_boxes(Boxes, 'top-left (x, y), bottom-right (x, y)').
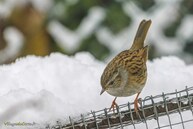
top-left (49, 86), bottom-right (193, 129)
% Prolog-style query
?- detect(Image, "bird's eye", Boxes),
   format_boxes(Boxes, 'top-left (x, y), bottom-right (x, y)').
top-left (109, 81), bottom-right (114, 85)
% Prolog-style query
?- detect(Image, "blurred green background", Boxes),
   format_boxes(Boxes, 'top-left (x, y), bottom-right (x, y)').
top-left (0, 0), bottom-right (193, 64)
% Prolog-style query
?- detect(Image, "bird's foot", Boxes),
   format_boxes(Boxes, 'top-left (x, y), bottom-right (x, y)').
top-left (134, 92), bottom-right (141, 112)
top-left (109, 97), bottom-right (118, 112)
top-left (134, 98), bottom-right (139, 112)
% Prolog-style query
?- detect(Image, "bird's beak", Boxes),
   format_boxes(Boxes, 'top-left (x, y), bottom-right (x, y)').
top-left (100, 88), bottom-right (105, 95)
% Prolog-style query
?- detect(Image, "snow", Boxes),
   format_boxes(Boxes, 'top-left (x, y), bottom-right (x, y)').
top-left (48, 0), bottom-right (193, 62)
top-left (0, 27), bottom-right (23, 63)
top-left (178, 15), bottom-right (193, 40)
top-left (48, 7), bottom-right (105, 53)
top-left (1, 0), bottom-right (193, 64)
top-left (0, 52), bottom-right (193, 128)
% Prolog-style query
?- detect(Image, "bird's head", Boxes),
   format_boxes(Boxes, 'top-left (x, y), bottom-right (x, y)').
top-left (100, 70), bottom-right (119, 95)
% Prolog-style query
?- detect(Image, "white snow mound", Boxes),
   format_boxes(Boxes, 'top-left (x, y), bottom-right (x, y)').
top-left (0, 52), bottom-right (193, 128)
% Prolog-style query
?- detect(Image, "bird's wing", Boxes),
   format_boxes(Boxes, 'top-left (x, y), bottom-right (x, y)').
top-left (119, 46), bottom-right (148, 75)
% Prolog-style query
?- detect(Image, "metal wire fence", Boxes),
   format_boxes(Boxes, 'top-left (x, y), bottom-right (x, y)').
top-left (49, 86), bottom-right (193, 129)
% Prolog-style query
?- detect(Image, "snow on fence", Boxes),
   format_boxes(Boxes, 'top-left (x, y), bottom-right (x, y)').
top-left (49, 86), bottom-right (193, 129)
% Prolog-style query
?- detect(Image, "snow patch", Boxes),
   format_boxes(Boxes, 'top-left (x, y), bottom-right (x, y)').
top-left (0, 53), bottom-right (193, 128)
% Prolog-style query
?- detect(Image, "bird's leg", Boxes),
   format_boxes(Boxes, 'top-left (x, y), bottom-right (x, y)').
top-left (109, 97), bottom-right (118, 112)
top-left (134, 92), bottom-right (141, 112)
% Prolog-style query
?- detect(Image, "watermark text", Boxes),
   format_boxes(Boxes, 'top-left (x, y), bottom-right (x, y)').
top-left (4, 121), bottom-right (36, 127)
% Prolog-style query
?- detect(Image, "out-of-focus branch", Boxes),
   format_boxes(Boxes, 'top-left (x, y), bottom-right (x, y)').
top-left (0, 18), bottom-right (7, 50)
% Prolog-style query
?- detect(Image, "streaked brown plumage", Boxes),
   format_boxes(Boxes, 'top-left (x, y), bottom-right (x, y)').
top-left (100, 19), bottom-right (151, 111)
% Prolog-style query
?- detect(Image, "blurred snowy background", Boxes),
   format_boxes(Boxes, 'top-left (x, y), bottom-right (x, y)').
top-left (0, 0), bottom-right (193, 64)
top-left (1, 0), bottom-right (193, 128)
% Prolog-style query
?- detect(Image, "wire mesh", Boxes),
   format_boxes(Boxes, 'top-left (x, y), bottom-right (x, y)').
top-left (50, 86), bottom-right (193, 129)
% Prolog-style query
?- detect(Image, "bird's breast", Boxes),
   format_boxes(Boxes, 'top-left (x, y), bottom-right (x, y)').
top-left (106, 84), bottom-right (145, 97)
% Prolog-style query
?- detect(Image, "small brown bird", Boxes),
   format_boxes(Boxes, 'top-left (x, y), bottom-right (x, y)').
top-left (100, 19), bottom-right (151, 112)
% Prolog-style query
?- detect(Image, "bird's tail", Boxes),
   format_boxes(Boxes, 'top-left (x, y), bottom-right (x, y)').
top-left (130, 19), bottom-right (151, 51)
